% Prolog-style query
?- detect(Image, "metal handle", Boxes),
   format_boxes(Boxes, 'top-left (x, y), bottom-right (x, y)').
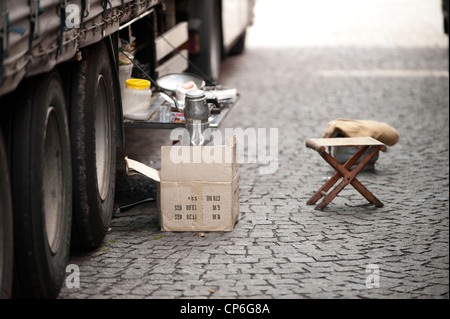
top-left (207, 98), bottom-right (221, 114)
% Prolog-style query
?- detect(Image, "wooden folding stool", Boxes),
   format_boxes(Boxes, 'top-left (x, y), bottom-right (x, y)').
top-left (305, 137), bottom-right (387, 211)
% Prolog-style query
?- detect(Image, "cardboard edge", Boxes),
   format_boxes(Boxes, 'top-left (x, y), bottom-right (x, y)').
top-left (125, 156), bottom-right (161, 182)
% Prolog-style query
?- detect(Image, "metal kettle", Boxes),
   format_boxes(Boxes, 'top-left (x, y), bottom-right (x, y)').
top-left (184, 90), bottom-right (220, 146)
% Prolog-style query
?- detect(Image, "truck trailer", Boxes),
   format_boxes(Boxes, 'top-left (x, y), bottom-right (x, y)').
top-left (0, 0), bottom-right (253, 298)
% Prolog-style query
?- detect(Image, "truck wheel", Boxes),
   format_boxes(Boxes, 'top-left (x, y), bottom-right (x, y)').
top-left (0, 130), bottom-right (13, 299)
top-left (189, 0), bottom-right (222, 84)
top-left (11, 71), bottom-right (72, 298)
top-left (70, 40), bottom-right (116, 250)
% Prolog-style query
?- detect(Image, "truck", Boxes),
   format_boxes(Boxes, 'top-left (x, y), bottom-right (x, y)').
top-left (0, 0), bottom-right (254, 299)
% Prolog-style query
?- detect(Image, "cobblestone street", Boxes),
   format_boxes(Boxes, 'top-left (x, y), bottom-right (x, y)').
top-left (59, 0), bottom-right (449, 300)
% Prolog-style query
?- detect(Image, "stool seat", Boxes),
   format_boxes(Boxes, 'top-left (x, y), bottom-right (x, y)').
top-left (306, 137), bottom-right (387, 211)
top-left (306, 137), bottom-right (386, 151)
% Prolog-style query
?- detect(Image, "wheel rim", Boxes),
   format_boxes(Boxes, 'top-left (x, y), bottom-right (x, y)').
top-left (43, 107), bottom-right (63, 254)
top-left (94, 74), bottom-right (111, 201)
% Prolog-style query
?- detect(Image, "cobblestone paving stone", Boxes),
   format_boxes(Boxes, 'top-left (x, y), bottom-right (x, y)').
top-left (59, 0), bottom-right (449, 299)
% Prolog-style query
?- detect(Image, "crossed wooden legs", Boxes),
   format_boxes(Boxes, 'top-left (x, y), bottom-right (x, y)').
top-left (307, 145), bottom-right (386, 211)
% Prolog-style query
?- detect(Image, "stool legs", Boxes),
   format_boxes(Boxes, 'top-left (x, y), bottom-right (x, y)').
top-left (307, 145), bottom-right (384, 210)
top-left (306, 145), bottom-right (368, 206)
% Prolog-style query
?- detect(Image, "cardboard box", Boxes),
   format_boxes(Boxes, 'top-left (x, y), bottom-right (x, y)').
top-left (125, 137), bottom-right (240, 232)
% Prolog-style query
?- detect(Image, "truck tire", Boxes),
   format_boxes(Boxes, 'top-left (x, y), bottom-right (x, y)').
top-left (0, 130), bottom-right (13, 299)
top-left (11, 71), bottom-right (72, 298)
top-left (70, 40), bottom-right (116, 250)
top-left (189, 0), bottom-right (222, 84)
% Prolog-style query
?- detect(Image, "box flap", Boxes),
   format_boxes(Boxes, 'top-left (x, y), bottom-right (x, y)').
top-left (125, 156), bottom-right (161, 182)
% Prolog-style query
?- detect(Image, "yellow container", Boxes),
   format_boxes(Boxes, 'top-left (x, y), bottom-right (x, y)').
top-left (126, 79), bottom-right (151, 90)
top-left (122, 79), bottom-right (152, 120)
